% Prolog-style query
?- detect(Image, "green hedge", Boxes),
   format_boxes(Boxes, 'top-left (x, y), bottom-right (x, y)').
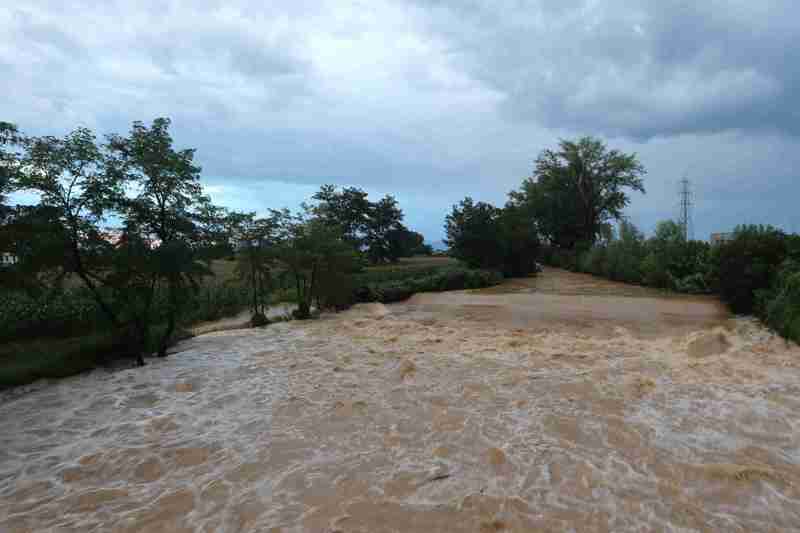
top-left (0, 281), bottom-right (251, 343)
top-left (758, 260), bottom-right (800, 344)
top-left (354, 266), bottom-right (503, 303)
top-left (541, 224), bottom-right (800, 345)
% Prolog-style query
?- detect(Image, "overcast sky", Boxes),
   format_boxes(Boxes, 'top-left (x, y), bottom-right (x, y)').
top-left (3, 0), bottom-right (799, 242)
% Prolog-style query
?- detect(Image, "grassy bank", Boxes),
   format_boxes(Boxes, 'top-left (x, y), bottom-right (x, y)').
top-left (0, 324), bottom-right (193, 389)
top-left (354, 257), bottom-right (504, 303)
top-left (1, 256), bottom-right (505, 389)
top-left (541, 224), bottom-right (800, 345)
top-left (0, 265), bottom-right (254, 389)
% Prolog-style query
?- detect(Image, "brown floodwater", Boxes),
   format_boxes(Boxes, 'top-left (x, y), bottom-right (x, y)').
top-left (2, 268), bottom-right (800, 532)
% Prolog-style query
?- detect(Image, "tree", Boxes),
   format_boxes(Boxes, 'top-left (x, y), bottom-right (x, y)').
top-left (385, 227), bottom-right (430, 258)
top-left (445, 197), bottom-right (503, 270)
top-left (0, 205), bottom-right (71, 294)
top-left (311, 184), bottom-right (406, 264)
top-left (194, 198), bottom-right (234, 265)
top-left (444, 198), bottom-right (539, 277)
top-left (106, 118), bottom-right (211, 357)
top-left (497, 202), bottom-right (540, 277)
top-left (364, 195), bottom-right (404, 263)
top-left (18, 127), bottom-right (125, 328)
top-left (715, 225), bottom-right (788, 314)
top-left (311, 185), bottom-right (371, 247)
top-left (513, 136), bottom-right (646, 248)
top-left (274, 213), bottom-right (360, 319)
top-left (230, 211), bottom-right (276, 325)
top-left (1, 122), bottom-right (24, 210)
top-left (604, 219), bottom-right (646, 283)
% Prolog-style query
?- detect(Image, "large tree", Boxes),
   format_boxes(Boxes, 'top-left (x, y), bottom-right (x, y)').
top-left (274, 212), bottom-right (360, 319)
top-left (445, 197), bottom-right (502, 270)
top-left (311, 184), bottom-right (406, 264)
top-left (229, 211), bottom-right (278, 325)
top-left (512, 136), bottom-right (645, 249)
top-left (0, 122), bottom-right (24, 210)
top-left (106, 118), bottom-right (212, 357)
top-left (19, 126), bottom-right (125, 326)
top-left (445, 197), bottom-right (539, 277)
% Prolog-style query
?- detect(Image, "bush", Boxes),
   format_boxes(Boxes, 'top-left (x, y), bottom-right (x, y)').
top-left (445, 198), bottom-right (539, 277)
top-left (578, 246), bottom-right (607, 277)
top-left (672, 272), bottom-right (711, 294)
top-left (715, 225), bottom-right (788, 314)
top-left (0, 279), bottom-right (251, 344)
top-left (0, 289), bottom-right (109, 342)
top-left (354, 266), bottom-right (503, 303)
top-left (542, 246), bottom-right (579, 271)
top-left (640, 252), bottom-right (670, 288)
top-left (758, 260), bottom-right (800, 343)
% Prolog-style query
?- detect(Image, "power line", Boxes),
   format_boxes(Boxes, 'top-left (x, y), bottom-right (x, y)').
top-left (678, 174), bottom-right (693, 240)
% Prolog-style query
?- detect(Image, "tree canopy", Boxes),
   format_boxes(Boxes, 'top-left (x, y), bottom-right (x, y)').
top-left (445, 197), bottom-right (539, 277)
top-left (311, 184), bottom-right (419, 264)
top-left (511, 136), bottom-right (645, 249)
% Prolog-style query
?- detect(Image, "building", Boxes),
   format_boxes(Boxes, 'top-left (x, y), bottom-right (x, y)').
top-left (1, 252), bottom-right (18, 266)
top-left (710, 232), bottom-right (734, 245)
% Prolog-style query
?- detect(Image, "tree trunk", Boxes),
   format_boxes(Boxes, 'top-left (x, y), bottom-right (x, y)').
top-left (158, 280), bottom-right (177, 357)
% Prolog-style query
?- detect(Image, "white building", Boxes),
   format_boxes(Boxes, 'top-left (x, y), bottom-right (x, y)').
top-left (710, 232), bottom-right (734, 245)
top-left (1, 252), bottom-right (18, 266)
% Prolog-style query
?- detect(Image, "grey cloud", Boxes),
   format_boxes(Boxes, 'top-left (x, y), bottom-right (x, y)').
top-left (413, 0), bottom-right (800, 139)
top-left (2, 0), bottom-right (799, 243)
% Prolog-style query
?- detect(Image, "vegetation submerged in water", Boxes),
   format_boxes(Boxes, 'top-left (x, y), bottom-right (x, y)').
top-left (353, 264), bottom-right (504, 303)
top-left (542, 224), bottom-right (800, 345)
top-left (0, 324), bottom-right (190, 389)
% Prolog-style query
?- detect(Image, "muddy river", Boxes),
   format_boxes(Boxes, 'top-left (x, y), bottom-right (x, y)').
top-left (3, 268), bottom-right (800, 532)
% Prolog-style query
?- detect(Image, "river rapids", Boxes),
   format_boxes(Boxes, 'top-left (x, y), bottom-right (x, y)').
top-left (3, 268), bottom-right (800, 532)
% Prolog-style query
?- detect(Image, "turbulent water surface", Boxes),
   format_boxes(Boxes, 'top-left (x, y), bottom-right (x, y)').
top-left (3, 268), bottom-right (800, 532)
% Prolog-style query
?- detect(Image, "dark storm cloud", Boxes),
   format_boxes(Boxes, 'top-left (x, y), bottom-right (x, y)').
top-left (2, 0), bottom-right (799, 241)
top-left (415, 0), bottom-right (800, 139)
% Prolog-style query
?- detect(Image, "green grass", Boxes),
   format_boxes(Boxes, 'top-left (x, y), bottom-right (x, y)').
top-left (365, 255), bottom-right (459, 271)
top-left (354, 258), bottom-right (503, 303)
top-left (0, 333), bottom-right (115, 389)
top-left (0, 255), bottom-right (464, 389)
top-left (0, 324), bottom-right (194, 390)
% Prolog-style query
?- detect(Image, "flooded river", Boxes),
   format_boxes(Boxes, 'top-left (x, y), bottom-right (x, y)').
top-left (3, 268), bottom-right (800, 532)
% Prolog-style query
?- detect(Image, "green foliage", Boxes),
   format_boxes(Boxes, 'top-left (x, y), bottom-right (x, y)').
top-left (603, 220), bottom-right (646, 283)
top-left (0, 289), bottom-right (108, 342)
top-left (641, 221), bottom-right (711, 291)
top-left (511, 136), bottom-right (646, 248)
top-left (311, 184), bottom-right (410, 264)
top-left (0, 333), bottom-right (117, 389)
top-left (274, 213), bottom-right (361, 318)
top-left (0, 121), bottom-right (24, 208)
top-left (566, 219), bottom-right (713, 294)
top-left (444, 197), bottom-right (539, 277)
top-left (354, 266), bottom-right (503, 303)
top-left (0, 281), bottom-right (249, 344)
top-left (0, 323), bottom-right (191, 389)
top-left (230, 212), bottom-right (277, 317)
top-left (759, 260), bottom-right (800, 344)
top-left (715, 225), bottom-right (788, 314)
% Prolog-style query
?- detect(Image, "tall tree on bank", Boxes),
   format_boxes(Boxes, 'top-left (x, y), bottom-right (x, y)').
top-left (311, 184), bottom-right (406, 264)
top-left (512, 136), bottom-right (646, 249)
top-left (0, 122), bottom-right (24, 211)
top-left (18, 127), bottom-right (124, 325)
top-left (107, 118), bottom-right (211, 357)
top-left (274, 212), bottom-right (360, 319)
top-left (230, 211), bottom-right (277, 326)
top-left (445, 197), bottom-right (539, 277)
